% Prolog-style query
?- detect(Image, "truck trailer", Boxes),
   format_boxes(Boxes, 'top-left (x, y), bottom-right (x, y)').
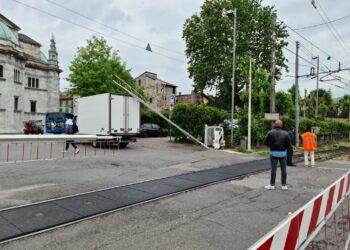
top-left (77, 93), bottom-right (140, 147)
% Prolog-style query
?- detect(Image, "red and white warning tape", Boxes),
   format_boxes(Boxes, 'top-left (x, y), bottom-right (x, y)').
top-left (249, 171), bottom-right (350, 250)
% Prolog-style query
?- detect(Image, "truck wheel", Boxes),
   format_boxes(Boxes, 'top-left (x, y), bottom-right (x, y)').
top-left (92, 141), bottom-right (100, 148)
top-left (119, 142), bottom-right (129, 148)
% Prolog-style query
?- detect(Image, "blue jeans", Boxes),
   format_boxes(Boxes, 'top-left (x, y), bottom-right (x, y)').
top-left (270, 156), bottom-right (287, 186)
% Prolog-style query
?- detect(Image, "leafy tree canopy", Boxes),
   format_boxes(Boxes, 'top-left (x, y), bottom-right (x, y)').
top-left (305, 88), bottom-right (332, 119)
top-left (276, 91), bottom-right (295, 117)
top-left (67, 36), bottom-right (143, 97)
top-left (183, 0), bottom-right (289, 110)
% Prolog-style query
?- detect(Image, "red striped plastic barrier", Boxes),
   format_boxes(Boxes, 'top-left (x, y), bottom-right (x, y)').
top-left (249, 171), bottom-right (350, 250)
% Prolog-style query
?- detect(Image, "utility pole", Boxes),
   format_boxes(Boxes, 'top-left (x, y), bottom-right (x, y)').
top-left (248, 55), bottom-right (252, 151)
top-left (304, 89), bottom-right (307, 119)
top-left (312, 56), bottom-right (320, 117)
top-left (270, 15), bottom-right (277, 114)
top-left (230, 9), bottom-right (237, 147)
top-left (295, 41), bottom-right (300, 147)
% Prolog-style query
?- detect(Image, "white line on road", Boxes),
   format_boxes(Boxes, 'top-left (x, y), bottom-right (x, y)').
top-left (316, 167), bottom-right (349, 171)
top-left (221, 150), bottom-right (244, 155)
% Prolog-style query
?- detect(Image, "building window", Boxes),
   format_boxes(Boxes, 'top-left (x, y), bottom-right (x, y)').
top-left (0, 65), bottom-right (3, 78)
top-left (30, 101), bottom-right (36, 113)
top-left (27, 77), bottom-right (39, 88)
top-left (14, 69), bottom-right (20, 82)
top-left (138, 79), bottom-right (141, 85)
top-left (14, 96), bottom-right (19, 111)
top-left (172, 88), bottom-right (176, 94)
top-left (149, 98), bottom-right (152, 103)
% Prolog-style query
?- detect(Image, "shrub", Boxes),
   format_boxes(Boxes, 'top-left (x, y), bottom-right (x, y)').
top-left (171, 103), bottom-right (230, 141)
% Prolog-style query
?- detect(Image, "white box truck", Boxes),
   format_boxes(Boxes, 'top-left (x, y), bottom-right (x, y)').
top-left (77, 93), bottom-right (140, 147)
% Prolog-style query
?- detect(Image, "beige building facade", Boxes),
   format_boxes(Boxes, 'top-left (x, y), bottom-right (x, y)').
top-left (0, 14), bottom-right (61, 133)
top-left (176, 91), bottom-right (213, 105)
top-left (135, 72), bottom-right (177, 111)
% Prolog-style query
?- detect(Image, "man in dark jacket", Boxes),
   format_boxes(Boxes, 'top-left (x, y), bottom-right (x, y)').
top-left (287, 127), bottom-right (296, 166)
top-left (63, 114), bottom-right (79, 154)
top-left (263, 120), bottom-right (291, 190)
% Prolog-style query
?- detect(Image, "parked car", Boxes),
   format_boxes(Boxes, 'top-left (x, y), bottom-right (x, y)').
top-left (24, 120), bottom-right (44, 134)
top-left (139, 123), bottom-right (168, 137)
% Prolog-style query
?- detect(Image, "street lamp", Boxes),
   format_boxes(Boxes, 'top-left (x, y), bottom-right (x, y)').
top-left (224, 9), bottom-right (237, 147)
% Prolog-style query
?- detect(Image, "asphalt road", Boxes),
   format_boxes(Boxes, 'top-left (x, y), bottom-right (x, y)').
top-left (0, 137), bottom-right (260, 209)
top-left (0, 138), bottom-right (348, 249)
top-left (1, 159), bottom-right (349, 250)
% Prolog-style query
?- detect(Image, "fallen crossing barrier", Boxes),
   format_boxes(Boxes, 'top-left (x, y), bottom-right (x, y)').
top-left (249, 170), bottom-right (350, 250)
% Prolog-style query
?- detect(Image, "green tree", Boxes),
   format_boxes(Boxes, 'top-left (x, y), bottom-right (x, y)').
top-left (233, 56), bottom-right (271, 116)
top-left (288, 84), bottom-right (302, 108)
top-left (337, 95), bottom-right (350, 118)
top-left (183, 0), bottom-right (288, 110)
top-left (305, 89), bottom-right (332, 119)
top-left (67, 36), bottom-right (142, 97)
top-left (276, 91), bottom-right (295, 117)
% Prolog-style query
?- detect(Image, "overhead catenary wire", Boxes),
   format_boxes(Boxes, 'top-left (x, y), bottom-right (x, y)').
top-left (294, 13), bottom-right (350, 31)
top-left (44, 0), bottom-right (184, 57)
top-left (10, 0), bottom-right (350, 92)
top-left (10, 0), bottom-right (186, 63)
top-left (315, 0), bottom-right (350, 57)
top-left (283, 46), bottom-right (350, 90)
top-left (287, 36), bottom-right (330, 72)
top-left (278, 17), bottom-right (349, 68)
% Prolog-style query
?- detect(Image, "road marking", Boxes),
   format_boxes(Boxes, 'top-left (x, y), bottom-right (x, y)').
top-left (161, 163), bottom-right (200, 172)
top-left (221, 150), bottom-right (244, 155)
top-left (316, 167), bottom-right (349, 171)
top-left (0, 158), bottom-right (57, 165)
top-left (0, 184), bottom-right (57, 199)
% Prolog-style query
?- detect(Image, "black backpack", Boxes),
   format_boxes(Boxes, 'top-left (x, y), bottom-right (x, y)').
top-left (72, 123), bottom-right (79, 134)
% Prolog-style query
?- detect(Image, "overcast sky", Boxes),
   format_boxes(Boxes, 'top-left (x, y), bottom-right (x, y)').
top-left (2, 0), bottom-right (350, 98)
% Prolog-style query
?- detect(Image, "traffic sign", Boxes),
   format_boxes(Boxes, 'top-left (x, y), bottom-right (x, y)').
top-left (264, 113), bottom-right (279, 121)
top-left (169, 94), bottom-right (175, 105)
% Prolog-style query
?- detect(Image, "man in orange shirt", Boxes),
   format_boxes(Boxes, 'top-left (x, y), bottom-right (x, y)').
top-left (301, 130), bottom-right (317, 167)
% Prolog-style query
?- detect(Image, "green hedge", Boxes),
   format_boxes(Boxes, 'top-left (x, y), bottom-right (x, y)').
top-left (299, 119), bottom-right (349, 135)
top-left (171, 103), bottom-right (230, 141)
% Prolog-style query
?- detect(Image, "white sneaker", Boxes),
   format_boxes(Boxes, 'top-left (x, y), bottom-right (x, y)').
top-left (282, 185), bottom-right (288, 190)
top-left (75, 148), bottom-right (80, 154)
top-left (265, 185), bottom-right (275, 190)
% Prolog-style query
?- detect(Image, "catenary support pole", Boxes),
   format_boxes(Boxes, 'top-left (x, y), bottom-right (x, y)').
top-left (313, 56), bottom-right (320, 117)
top-left (248, 56), bottom-right (252, 151)
top-left (270, 14), bottom-right (276, 114)
top-left (295, 41), bottom-right (300, 147)
top-left (230, 8), bottom-right (237, 147)
top-left (304, 89), bottom-right (307, 119)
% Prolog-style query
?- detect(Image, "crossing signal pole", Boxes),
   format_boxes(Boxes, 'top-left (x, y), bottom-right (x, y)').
top-left (295, 41), bottom-right (300, 146)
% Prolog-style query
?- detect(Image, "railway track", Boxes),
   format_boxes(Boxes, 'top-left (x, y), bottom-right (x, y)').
top-left (294, 146), bottom-right (350, 161)
top-left (0, 148), bottom-right (348, 244)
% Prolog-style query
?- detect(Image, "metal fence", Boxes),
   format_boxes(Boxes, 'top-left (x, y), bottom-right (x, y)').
top-left (0, 135), bottom-right (119, 164)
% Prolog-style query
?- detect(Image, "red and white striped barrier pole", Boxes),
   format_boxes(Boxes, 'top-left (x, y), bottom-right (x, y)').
top-left (249, 171), bottom-right (350, 250)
